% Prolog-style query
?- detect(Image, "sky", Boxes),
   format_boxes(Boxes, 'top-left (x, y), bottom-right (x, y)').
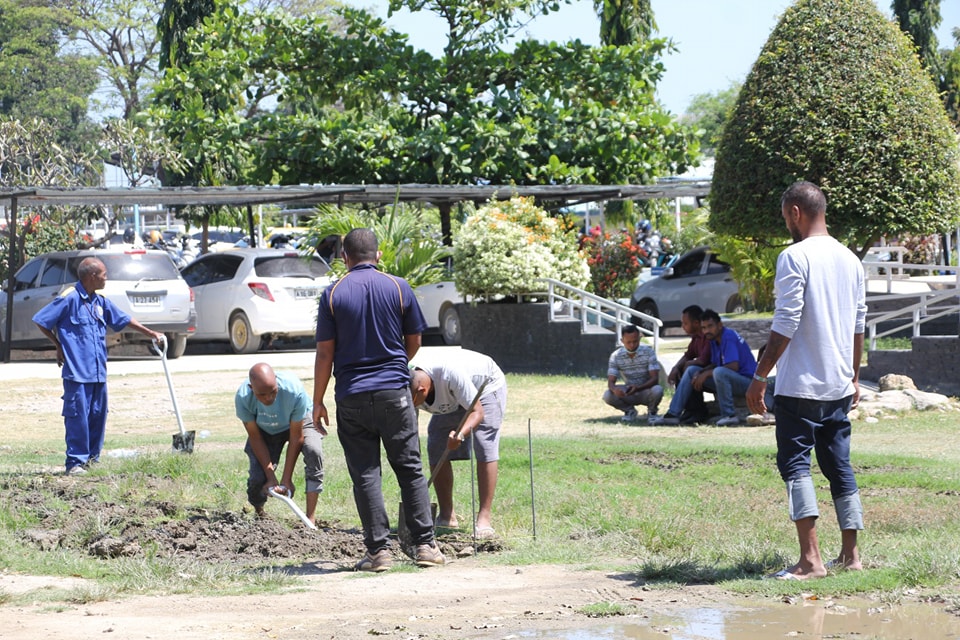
top-left (353, 0), bottom-right (960, 116)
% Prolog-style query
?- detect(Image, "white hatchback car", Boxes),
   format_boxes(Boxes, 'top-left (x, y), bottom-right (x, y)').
top-left (180, 248), bottom-right (332, 353)
top-left (415, 280), bottom-right (464, 345)
top-left (1, 249), bottom-right (196, 357)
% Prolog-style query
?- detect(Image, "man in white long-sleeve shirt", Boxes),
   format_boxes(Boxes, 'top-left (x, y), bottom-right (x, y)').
top-left (747, 181), bottom-right (867, 581)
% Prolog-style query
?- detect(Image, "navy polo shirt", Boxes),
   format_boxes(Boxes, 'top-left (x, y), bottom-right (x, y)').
top-left (315, 263), bottom-right (427, 400)
top-left (33, 280), bottom-right (131, 383)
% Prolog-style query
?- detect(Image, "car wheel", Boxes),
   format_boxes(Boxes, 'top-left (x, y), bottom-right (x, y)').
top-left (229, 312), bottom-right (261, 354)
top-left (726, 295), bottom-right (745, 315)
top-left (440, 304), bottom-right (461, 345)
top-left (633, 299), bottom-right (659, 331)
top-left (165, 333), bottom-right (188, 359)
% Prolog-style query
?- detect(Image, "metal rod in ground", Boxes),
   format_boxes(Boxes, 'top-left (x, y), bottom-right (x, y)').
top-left (528, 418), bottom-right (536, 540)
top-left (469, 430), bottom-right (477, 546)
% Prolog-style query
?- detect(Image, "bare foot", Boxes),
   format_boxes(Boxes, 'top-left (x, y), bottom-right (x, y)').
top-left (255, 506), bottom-right (267, 519)
top-left (826, 556), bottom-right (862, 571)
top-left (435, 514), bottom-right (459, 528)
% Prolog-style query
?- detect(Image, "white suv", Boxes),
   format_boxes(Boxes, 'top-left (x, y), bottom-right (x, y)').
top-left (1, 249), bottom-right (197, 358)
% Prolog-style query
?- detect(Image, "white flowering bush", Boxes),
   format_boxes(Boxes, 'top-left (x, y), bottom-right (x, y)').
top-left (453, 196), bottom-right (589, 298)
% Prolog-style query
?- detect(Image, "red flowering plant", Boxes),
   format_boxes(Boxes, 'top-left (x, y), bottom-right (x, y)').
top-left (582, 230), bottom-right (646, 300)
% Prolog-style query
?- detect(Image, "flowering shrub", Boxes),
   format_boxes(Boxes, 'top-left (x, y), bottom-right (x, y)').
top-left (453, 196), bottom-right (589, 298)
top-left (581, 230), bottom-right (645, 300)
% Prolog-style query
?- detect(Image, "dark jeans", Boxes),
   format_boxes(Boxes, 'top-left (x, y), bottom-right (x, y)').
top-left (774, 394), bottom-right (859, 500)
top-left (337, 387), bottom-right (435, 553)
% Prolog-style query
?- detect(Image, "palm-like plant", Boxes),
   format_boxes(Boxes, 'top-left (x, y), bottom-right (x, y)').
top-left (304, 203), bottom-right (452, 289)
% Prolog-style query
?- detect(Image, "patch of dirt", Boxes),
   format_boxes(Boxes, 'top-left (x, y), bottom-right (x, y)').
top-left (2, 474), bottom-right (501, 567)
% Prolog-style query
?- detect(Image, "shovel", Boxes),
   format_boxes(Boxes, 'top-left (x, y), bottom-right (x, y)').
top-left (398, 377), bottom-right (491, 557)
top-left (268, 487), bottom-right (317, 530)
top-left (152, 337), bottom-right (195, 454)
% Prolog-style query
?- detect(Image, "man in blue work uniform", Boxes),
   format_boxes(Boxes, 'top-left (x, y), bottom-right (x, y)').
top-left (34, 257), bottom-right (164, 474)
top-left (313, 228), bottom-right (444, 572)
top-left (236, 362), bottom-right (326, 525)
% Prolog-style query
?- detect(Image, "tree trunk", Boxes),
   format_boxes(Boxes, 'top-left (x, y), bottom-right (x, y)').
top-left (439, 201), bottom-right (453, 246)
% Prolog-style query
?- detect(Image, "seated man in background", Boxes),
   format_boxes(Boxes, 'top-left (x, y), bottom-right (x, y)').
top-left (692, 309), bottom-right (757, 426)
top-left (651, 305), bottom-right (712, 425)
top-left (602, 324), bottom-right (663, 423)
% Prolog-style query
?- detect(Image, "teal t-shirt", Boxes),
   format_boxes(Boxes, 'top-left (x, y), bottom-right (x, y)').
top-left (235, 372), bottom-right (311, 435)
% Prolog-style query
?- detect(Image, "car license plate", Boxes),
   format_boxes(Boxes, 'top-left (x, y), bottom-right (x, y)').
top-left (295, 288), bottom-right (318, 300)
top-left (131, 295), bottom-right (162, 306)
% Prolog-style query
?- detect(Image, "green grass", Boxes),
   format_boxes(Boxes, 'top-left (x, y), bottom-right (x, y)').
top-left (871, 336), bottom-right (913, 350)
top-left (0, 372), bottom-right (958, 603)
top-left (579, 601), bottom-right (637, 617)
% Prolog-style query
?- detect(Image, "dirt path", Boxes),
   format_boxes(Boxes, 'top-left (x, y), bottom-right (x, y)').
top-left (4, 563), bottom-right (733, 640)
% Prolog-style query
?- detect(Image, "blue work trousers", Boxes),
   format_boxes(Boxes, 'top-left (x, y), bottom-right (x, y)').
top-left (62, 379), bottom-right (108, 470)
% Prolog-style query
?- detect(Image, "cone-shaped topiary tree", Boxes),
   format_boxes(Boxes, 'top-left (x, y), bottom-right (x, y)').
top-left (710, 0), bottom-right (960, 256)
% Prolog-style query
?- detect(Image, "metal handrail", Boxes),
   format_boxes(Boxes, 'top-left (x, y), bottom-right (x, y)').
top-left (539, 278), bottom-right (662, 353)
top-left (863, 252), bottom-right (959, 294)
top-left (866, 287), bottom-right (959, 350)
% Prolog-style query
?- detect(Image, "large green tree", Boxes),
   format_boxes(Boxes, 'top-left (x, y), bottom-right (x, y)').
top-left (944, 27), bottom-right (960, 127)
top-left (150, 2), bottom-right (699, 243)
top-left (594, 0), bottom-right (655, 46)
top-left (892, 0), bottom-right (942, 79)
top-left (67, 0), bottom-right (161, 120)
top-left (593, 0), bottom-right (659, 228)
top-left (156, 0), bottom-right (232, 248)
top-left (682, 82), bottom-right (740, 155)
top-left (0, 0), bottom-right (99, 147)
top-left (710, 0), bottom-right (960, 256)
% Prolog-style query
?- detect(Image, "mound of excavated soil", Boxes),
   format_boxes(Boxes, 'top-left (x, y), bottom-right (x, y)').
top-left (3, 473), bottom-right (499, 568)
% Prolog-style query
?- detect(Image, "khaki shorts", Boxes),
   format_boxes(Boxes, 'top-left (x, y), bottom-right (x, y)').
top-left (427, 388), bottom-right (505, 466)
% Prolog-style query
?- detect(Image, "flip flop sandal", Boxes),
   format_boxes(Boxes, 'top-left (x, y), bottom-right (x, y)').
top-left (475, 526), bottom-right (497, 540)
top-left (765, 568), bottom-right (802, 581)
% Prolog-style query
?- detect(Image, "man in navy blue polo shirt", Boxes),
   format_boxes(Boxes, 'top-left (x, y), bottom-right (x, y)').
top-left (34, 256), bottom-right (164, 474)
top-left (313, 228), bottom-right (444, 572)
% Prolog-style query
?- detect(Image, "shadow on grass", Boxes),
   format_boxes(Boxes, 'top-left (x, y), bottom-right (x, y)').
top-left (606, 554), bottom-right (789, 587)
top-left (583, 416), bottom-right (655, 427)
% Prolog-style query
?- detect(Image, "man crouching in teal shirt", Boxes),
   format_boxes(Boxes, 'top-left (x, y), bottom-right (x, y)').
top-left (236, 363), bottom-right (326, 525)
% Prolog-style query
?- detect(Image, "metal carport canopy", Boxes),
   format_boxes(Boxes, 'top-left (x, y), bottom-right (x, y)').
top-left (0, 180), bottom-right (711, 209)
top-left (1, 179), bottom-right (711, 362)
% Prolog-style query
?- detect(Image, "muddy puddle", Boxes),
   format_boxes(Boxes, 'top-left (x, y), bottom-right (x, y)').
top-left (525, 598), bottom-right (960, 639)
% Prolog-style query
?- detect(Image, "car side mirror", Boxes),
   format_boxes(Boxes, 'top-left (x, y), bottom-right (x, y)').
top-left (661, 267), bottom-right (675, 278)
